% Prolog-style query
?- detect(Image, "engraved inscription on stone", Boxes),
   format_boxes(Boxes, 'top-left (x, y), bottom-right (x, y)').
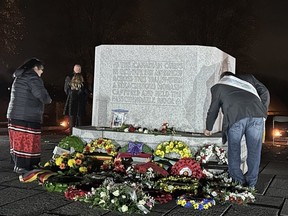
top-left (92, 45), bottom-right (236, 132)
top-left (111, 60), bottom-right (184, 106)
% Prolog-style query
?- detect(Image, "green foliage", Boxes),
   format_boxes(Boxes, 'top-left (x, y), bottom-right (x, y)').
top-left (58, 135), bottom-right (85, 152)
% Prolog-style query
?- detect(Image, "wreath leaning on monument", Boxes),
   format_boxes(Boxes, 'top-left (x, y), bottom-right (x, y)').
top-left (83, 138), bottom-right (119, 157)
top-left (154, 140), bottom-right (192, 159)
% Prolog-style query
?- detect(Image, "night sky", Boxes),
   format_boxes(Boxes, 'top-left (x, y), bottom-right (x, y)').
top-left (1, 0), bottom-right (288, 113)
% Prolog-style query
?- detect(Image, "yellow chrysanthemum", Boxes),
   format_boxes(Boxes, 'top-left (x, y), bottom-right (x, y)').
top-left (55, 157), bottom-right (63, 166)
top-left (154, 140), bottom-right (192, 159)
top-left (183, 153), bottom-right (191, 158)
top-left (79, 166), bottom-right (88, 173)
top-left (183, 148), bottom-right (189, 153)
top-left (155, 149), bottom-right (162, 155)
top-left (68, 159), bottom-right (76, 168)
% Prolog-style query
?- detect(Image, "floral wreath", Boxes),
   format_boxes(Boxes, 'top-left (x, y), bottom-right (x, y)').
top-left (157, 176), bottom-right (199, 193)
top-left (223, 190), bottom-right (255, 205)
top-left (118, 141), bottom-right (153, 155)
top-left (176, 194), bottom-right (216, 210)
top-left (203, 176), bottom-right (256, 205)
top-left (65, 185), bottom-right (88, 200)
top-left (46, 152), bottom-right (94, 175)
top-left (195, 144), bottom-right (228, 179)
top-left (154, 140), bottom-right (192, 159)
top-left (170, 158), bottom-right (204, 179)
top-left (75, 181), bottom-right (155, 214)
top-left (205, 187), bottom-right (256, 205)
top-left (84, 138), bottom-right (119, 156)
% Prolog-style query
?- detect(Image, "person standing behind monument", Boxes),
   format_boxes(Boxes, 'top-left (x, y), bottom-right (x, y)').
top-left (7, 58), bottom-right (52, 174)
top-left (204, 71), bottom-right (270, 189)
top-left (63, 64), bottom-right (88, 134)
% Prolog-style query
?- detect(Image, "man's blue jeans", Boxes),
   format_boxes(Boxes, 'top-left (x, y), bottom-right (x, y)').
top-left (227, 117), bottom-right (264, 187)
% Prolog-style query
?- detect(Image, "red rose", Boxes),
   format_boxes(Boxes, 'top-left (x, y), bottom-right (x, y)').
top-left (129, 126), bottom-right (136, 132)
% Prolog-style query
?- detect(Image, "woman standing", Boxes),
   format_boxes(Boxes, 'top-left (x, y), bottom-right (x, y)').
top-left (63, 64), bottom-right (88, 134)
top-left (7, 58), bottom-right (52, 174)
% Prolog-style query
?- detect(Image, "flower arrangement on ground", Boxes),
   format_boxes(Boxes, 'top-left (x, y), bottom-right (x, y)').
top-left (223, 190), bottom-right (255, 204)
top-left (76, 180), bottom-right (155, 214)
top-left (154, 140), bottom-right (192, 159)
top-left (176, 194), bottom-right (216, 210)
top-left (118, 141), bottom-right (153, 155)
top-left (125, 164), bottom-right (168, 189)
top-left (195, 144), bottom-right (228, 179)
top-left (156, 176), bottom-right (199, 193)
top-left (170, 158), bottom-right (205, 179)
top-left (44, 152), bottom-right (97, 175)
top-left (65, 185), bottom-right (88, 200)
top-left (84, 138), bottom-right (119, 156)
top-left (42, 175), bottom-right (84, 192)
top-left (18, 133), bottom-right (257, 211)
top-left (58, 135), bottom-right (85, 152)
top-left (202, 172), bottom-right (256, 205)
top-left (205, 185), bottom-right (256, 205)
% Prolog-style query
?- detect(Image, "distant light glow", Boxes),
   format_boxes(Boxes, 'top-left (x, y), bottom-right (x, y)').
top-left (60, 120), bottom-right (68, 128)
top-left (273, 129), bottom-right (282, 137)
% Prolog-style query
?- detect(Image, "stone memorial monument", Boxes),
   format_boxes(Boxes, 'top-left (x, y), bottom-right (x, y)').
top-left (73, 45), bottom-right (237, 147)
top-left (92, 45), bottom-right (235, 133)
top-left (73, 45), bottom-right (248, 171)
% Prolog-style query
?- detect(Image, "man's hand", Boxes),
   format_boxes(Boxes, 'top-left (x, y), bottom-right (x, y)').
top-left (204, 129), bottom-right (212, 136)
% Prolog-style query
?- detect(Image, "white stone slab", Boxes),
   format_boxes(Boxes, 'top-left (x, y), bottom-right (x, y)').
top-left (92, 45), bottom-right (235, 133)
top-left (73, 127), bottom-right (225, 153)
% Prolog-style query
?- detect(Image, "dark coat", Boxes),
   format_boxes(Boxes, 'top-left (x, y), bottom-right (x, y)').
top-left (6, 68), bottom-right (52, 123)
top-left (63, 74), bottom-right (88, 117)
top-left (206, 74), bottom-right (270, 143)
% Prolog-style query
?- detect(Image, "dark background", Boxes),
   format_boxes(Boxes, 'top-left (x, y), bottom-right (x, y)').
top-left (1, 0), bottom-right (288, 135)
